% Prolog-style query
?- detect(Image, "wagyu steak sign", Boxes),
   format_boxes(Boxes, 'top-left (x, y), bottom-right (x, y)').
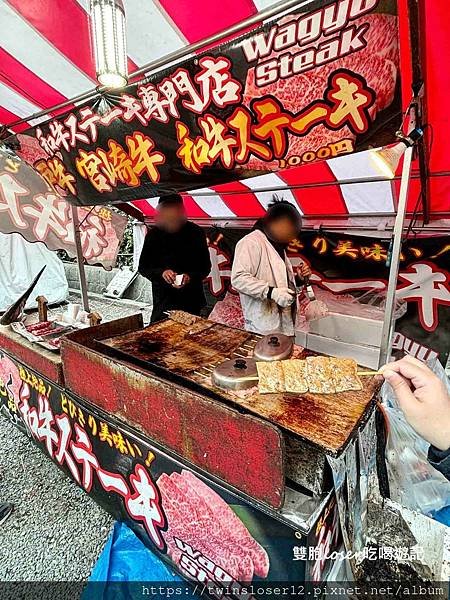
top-left (243, 0), bottom-right (379, 85)
top-left (11, 0), bottom-right (401, 206)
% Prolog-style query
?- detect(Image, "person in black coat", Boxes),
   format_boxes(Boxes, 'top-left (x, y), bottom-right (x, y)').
top-left (381, 355), bottom-right (450, 481)
top-left (138, 194), bottom-right (211, 322)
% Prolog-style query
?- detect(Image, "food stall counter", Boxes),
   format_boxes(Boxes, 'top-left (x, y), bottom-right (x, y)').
top-left (0, 324), bottom-right (64, 385)
top-left (60, 313), bottom-right (381, 506)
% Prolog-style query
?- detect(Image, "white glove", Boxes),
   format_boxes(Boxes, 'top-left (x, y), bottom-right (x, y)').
top-left (271, 287), bottom-right (295, 308)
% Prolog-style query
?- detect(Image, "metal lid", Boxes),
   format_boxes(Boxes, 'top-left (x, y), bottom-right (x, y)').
top-left (253, 334), bottom-right (293, 361)
top-left (212, 357), bottom-right (258, 391)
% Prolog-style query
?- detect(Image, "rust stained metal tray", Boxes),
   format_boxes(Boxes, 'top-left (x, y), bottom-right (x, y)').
top-left (97, 318), bottom-right (380, 456)
top-left (97, 319), bottom-right (255, 375)
top-left (198, 373), bottom-right (380, 456)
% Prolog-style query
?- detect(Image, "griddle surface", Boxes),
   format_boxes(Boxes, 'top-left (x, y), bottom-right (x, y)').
top-left (198, 375), bottom-right (380, 455)
top-left (98, 318), bottom-right (380, 454)
top-left (98, 319), bottom-right (252, 375)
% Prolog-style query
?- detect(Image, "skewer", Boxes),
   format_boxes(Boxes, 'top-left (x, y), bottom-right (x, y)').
top-left (231, 370), bottom-right (378, 384)
top-left (193, 371), bottom-right (209, 378)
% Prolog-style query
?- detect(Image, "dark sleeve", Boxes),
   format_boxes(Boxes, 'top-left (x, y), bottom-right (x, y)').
top-left (186, 226), bottom-right (211, 281)
top-left (428, 446), bottom-right (450, 482)
top-left (138, 229), bottom-right (165, 282)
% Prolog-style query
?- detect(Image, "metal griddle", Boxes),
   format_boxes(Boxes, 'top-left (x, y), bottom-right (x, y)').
top-left (97, 317), bottom-right (381, 456)
top-left (97, 318), bottom-right (260, 379)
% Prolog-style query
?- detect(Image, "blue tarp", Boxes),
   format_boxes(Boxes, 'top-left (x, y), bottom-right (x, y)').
top-left (432, 505), bottom-right (450, 527)
top-left (83, 522), bottom-right (186, 600)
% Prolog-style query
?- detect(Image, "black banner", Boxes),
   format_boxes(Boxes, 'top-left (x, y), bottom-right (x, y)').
top-left (0, 146), bottom-right (127, 268)
top-left (0, 351), bottom-right (341, 592)
top-left (11, 0), bottom-right (401, 206)
top-left (203, 229), bottom-right (450, 365)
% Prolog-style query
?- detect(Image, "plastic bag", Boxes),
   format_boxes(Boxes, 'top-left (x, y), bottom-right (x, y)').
top-left (381, 358), bottom-right (450, 517)
top-left (295, 286), bottom-right (406, 333)
top-left (354, 288), bottom-right (407, 320)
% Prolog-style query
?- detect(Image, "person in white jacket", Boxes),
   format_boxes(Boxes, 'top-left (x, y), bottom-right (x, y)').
top-left (231, 200), bottom-right (311, 336)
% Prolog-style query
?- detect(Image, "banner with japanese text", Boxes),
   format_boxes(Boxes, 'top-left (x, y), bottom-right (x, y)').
top-left (0, 146), bottom-right (127, 269)
top-left (10, 0), bottom-right (401, 206)
top-left (0, 351), bottom-right (341, 592)
top-left (204, 229), bottom-right (450, 365)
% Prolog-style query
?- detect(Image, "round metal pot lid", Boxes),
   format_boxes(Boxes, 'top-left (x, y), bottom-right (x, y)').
top-left (212, 357), bottom-right (258, 390)
top-left (253, 334), bottom-right (293, 361)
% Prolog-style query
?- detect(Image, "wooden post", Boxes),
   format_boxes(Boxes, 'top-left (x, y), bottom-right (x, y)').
top-left (36, 295), bottom-right (48, 322)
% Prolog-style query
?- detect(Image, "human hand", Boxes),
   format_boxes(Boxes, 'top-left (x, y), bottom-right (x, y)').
top-left (272, 287), bottom-right (295, 308)
top-left (296, 261), bottom-right (312, 280)
top-left (162, 269), bottom-right (176, 285)
top-left (380, 355), bottom-right (450, 451)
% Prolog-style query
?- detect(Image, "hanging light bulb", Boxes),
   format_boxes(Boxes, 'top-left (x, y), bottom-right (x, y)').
top-left (90, 0), bottom-right (128, 89)
top-left (370, 142), bottom-right (408, 179)
top-left (370, 128), bottom-right (424, 179)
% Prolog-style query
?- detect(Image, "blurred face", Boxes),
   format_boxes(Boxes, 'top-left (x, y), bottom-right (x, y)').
top-left (156, 203), bottom-right (187, 233)
top-left (267, 216), bottom-right (299, 244)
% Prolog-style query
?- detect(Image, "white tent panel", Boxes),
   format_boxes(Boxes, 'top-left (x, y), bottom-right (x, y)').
top-left (327, 151), bottom-right (395, 214)
top-left (0, 232), bottom-right (69, 311)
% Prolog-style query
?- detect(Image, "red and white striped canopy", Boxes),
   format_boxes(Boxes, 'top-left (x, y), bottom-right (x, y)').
top-left (131, 149), bottom-right (447, 221)
top-left (1, 0), bottom-right (449, 222)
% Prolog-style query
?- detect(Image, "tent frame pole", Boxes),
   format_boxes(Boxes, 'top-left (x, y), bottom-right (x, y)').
top-left (71, 205), bottom-right (90, 312)
top-left (378, 145), bottom-right (414, 367)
